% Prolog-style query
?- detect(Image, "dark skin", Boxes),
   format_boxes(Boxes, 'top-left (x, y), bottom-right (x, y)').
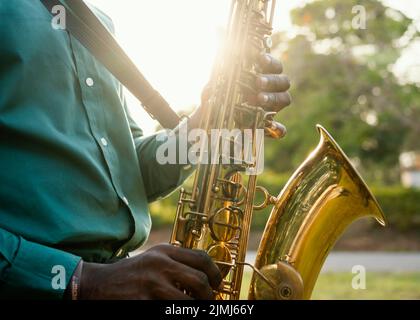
top-left (81, 244), bottom-right (222, 299)
top-left (79, 53), bottom-right (291, 300)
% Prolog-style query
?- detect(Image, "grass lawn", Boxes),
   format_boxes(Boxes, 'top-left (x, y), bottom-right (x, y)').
top-left (240, 271), bottom-right (420, 300)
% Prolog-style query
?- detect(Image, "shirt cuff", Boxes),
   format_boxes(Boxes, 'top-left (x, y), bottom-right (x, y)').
top-left (2, 237), bottom-right (81, 299)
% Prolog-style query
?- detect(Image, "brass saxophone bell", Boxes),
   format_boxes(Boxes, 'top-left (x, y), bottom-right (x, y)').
top-left (249, 125), bottom-right (386, 299)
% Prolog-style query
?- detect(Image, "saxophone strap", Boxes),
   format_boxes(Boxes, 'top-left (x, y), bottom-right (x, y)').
top-left (40, 0), bottom-right (181, 129)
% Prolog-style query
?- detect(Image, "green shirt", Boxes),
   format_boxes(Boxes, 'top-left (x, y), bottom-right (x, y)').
top-left (0, 1), bottom-right (192, 299)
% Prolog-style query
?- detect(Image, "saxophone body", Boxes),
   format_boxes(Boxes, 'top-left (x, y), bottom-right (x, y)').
top-left (170, 0), bottom-right (386, 300)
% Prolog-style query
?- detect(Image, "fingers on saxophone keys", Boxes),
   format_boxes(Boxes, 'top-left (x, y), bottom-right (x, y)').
top-left (257, 74), bottom-right (290, 92)
top-left (258, 53), bottom-right (283, 74)
top-left (258, 91), bottom-right (292, 111)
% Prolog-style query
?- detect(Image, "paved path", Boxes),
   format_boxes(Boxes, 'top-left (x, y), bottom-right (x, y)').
top-left (245, 251), bottom-right (420, 273)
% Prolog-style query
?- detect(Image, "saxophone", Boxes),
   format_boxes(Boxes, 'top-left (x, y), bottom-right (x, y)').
top-left (170, 0), bottom-right (386, 300)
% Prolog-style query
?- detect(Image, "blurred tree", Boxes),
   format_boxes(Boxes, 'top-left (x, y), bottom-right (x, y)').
top-left (266, 0), bottom-right (420, 185)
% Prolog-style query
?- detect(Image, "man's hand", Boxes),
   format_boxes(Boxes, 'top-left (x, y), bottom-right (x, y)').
top-left (79, 244), bottom-right (222, 300)
top-left (189, 53), bottom-right (291, 130)
top-left (254, 53), bottom-right (291, 113)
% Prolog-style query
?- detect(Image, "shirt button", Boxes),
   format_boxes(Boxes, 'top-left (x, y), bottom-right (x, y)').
top-left (100, 137), bottom-right (108, 147)
top-left (122, 196), bottom-right (129, 206)
top-left (85, 77), bottom-right (94, 87)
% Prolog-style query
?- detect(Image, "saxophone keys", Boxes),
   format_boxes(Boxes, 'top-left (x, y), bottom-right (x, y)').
top-left (263, 36), bottom-right (272, 50)
top-left (207, 244), bottom-right (233, 279)
top-left (264, 120), bottom-right (287, 139)
top-left (253, 186), bottom-right (278, 210)
top-left (209, 207), bottom-right (242, 242)
top-left (252, 262), bottom-right (304, 300)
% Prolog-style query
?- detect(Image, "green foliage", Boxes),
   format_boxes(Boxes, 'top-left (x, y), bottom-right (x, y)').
top-left (149, 194), bottom-right (178, 228)
top-left (268, 0), bottom-right (420, 185)
top-left (372, 186), bottom-right (420, 230)
top-left (291, 0), bottom-right (412, 51)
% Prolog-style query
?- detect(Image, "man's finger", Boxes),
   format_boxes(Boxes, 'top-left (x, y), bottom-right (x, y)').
top-left (258, 92), bottom-right (292, 111)
top-left (154, 284), bottom-right (194, 300)
top-left (257, 74), bottom-right (290, 92)
top-left (153, 245), bottom-right (222, 289)
top-left (168, 261), bottom-right (215, 300)
top-left (258, 54), bottom-right (283, 74)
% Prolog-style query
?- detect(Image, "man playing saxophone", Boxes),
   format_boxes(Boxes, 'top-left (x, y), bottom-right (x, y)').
top-left (0, 1), bottom-right (291, 299)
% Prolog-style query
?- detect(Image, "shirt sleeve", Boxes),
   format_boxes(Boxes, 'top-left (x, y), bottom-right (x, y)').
top-left (0, 227), bottom-right (81, 299)
top-left (129, 114), bottom-right (195, 202)
top-left (120, 92), bottom-right (195, 201)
